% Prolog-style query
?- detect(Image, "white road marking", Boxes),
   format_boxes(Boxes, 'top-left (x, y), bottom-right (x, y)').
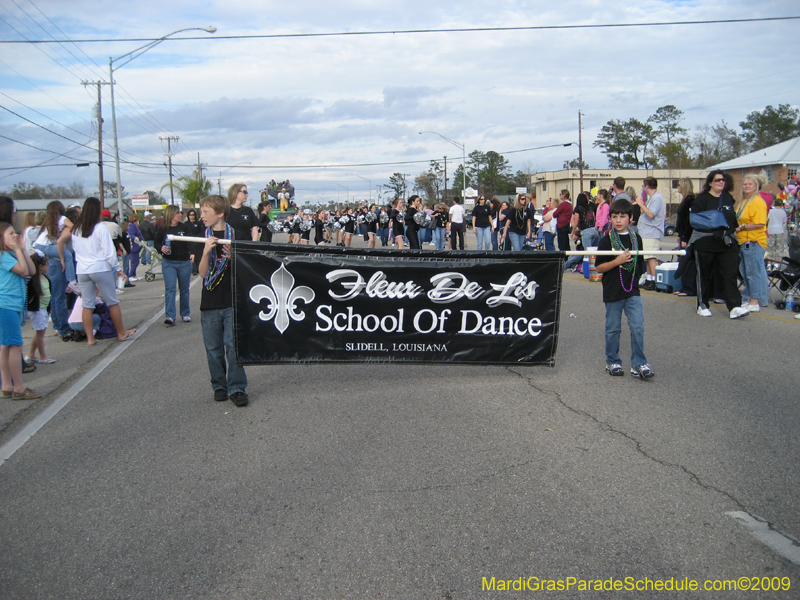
top-left (0, 276), bottom-right (202, 467)
top-left (726, 511), bottom-right (800, 566)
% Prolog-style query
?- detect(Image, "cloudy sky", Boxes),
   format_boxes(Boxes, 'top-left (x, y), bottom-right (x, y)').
top-left (1, 0), bottom-right (798, 206)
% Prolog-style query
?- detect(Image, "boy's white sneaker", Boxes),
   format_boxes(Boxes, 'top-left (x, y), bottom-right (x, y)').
top-left (697, 306), bottom-right (712, 317)
top-left (605, 363), bottom-right (624, 376)
top-left (730, 306), bottom-right (749, 319)
top-left (631, 364), bottom-right (655, 379)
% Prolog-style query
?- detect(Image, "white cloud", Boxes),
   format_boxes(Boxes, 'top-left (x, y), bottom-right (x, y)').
top-left (1, 0), bottom-right (798, 202)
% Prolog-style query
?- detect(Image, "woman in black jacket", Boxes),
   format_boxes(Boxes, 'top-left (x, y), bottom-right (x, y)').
top-left (389, 197), bottom-right (406, 249)
top-left (689, 171), bottom-right (747, 319)
top-left (673, 178), bottom-right (697, 297)
top-left (257, 201), bottom-right (273, 243)
top-left (154, 205), bottom-right (194, 325)
top-left (185, 209), bottom-right (205, 274)
top-left (404, 195), bottom-right (422, 250)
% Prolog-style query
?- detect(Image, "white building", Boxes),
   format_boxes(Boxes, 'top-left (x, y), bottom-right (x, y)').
top-left (530, 168), bottom-right (707, 212)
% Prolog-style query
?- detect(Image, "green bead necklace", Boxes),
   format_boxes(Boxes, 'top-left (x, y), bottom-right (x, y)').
top-left (609, 228), bottom-right (638, 292)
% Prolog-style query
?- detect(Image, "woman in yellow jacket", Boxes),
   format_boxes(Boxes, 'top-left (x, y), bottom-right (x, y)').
top-left (735, 172), bottom-right (769, 312)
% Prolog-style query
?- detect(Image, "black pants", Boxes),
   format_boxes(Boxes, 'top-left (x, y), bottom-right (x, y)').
top-left (696, 245), bottom-right (741, 311)
top-left (557, 226), bottom-right (571, 253)
top-left (450, 222), bottom-right (465, 250)
top-left (406, 227), bottom-right (420, 250)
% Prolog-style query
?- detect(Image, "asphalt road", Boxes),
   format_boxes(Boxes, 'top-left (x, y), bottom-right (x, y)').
top-left (1, 238), bottom-right (799, 599)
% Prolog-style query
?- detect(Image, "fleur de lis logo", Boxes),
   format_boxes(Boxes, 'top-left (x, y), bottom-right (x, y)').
top-left (249, 263), bottom-right (315, 333)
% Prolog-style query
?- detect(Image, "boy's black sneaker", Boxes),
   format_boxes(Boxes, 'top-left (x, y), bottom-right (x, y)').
top-left (164, 318), bottom-right (175, 326)
top-left (230, 392), bottom-right (249, 407)
top-left (605, 363), bottom-right (624, 376)
top-left (642, 280), bottom-right (656, 291)
top-left (213, 389), bottom-right (228, 402)
top-left (631, 364), bottom-right (655, 379)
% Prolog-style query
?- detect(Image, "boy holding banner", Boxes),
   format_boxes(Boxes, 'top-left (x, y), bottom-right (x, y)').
top-left (594, 198), bottom-right (655, 380)
top-left (198, 195), bottom-right (249, 407)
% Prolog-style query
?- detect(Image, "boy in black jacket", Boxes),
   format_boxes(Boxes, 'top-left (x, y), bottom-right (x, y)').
top-left (595, 198), bottom-right (654, 379)
top-left (198, 195), bottom-right (249, 406)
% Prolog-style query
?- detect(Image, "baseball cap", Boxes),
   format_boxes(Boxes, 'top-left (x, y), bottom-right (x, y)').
top-left (101, 209), bottom-right (111, 218)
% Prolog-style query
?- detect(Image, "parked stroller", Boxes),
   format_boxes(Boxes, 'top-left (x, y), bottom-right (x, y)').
top-left (767, 235), bottom-right (800, 311)
top-left (143, 246), bottom-right (164, 282)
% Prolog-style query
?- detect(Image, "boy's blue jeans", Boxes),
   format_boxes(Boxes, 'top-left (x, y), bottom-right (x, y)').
top-left (201, 307), bottom-right (247, 395)
top-left (605, 295), bottom-right (647, 368)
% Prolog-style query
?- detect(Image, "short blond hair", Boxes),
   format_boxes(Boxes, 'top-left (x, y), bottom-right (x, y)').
top-left (200, 194), bottom-right (230, 218)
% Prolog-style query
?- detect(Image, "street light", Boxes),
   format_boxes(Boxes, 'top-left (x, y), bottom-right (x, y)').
top-left (419, 130), bottom-right (467, 198)
top-left (331, 182), bottom-right (349, 205)
top-left (218, 162), bottom-right (251, 196)
top-left (109, 26), bottom-right (217, 212)
top-left (346, 172), bottom-right (372, 203)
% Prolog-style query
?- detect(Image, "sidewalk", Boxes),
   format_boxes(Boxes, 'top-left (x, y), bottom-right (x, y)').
top-left (0, 274), bottom-right (171, 439)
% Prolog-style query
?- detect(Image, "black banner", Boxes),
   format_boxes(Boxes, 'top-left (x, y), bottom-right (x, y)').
top-left (233, 243), bottom-right (564, 365)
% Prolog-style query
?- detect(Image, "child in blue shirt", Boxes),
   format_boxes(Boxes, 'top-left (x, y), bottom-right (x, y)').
top-left (0, 223), bottom-right (42, 400)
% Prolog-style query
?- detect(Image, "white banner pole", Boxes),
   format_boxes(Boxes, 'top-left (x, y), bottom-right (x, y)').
top-left (166, 236), bottom-right (686, 257)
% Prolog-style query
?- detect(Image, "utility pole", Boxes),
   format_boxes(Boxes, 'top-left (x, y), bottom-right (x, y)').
top-left (196, 152), bottom-right (205, 207)
top-left (82, 81), bottom-right (109, 208)
top-left (402, 173), bottom-right (411, 200)
top-left (578, 111), bottom-right (584, 195)
top-left (443, 156), bottom-right (448, 203)
top-left (159, 135), bottom-right (179, 205)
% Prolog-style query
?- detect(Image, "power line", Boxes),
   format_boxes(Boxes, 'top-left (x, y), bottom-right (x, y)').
top-left (7, 0), bottom-right (106, 81)
top-left (1, 16), bottom-right (798, 44)
top-left (0, 104), bottom-right (96, 149)
top-left (25, 0), bottom-right (107, 75)
top-left (0, 57), bottom-right (92, 124)
top-left (0, 133), bottom-right (88, 161)
top-left (87, 143), bottom-right (572, 171)
top-left (0, 11), bottom-right (96, 83)
top-left (0, 90), bottom-right (93, 141)
top-left (2, 2), bottom-right (187, 157)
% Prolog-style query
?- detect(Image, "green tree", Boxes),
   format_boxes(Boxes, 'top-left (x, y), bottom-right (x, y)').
top-left (595, 117), bottom-right (657, 169)
top-left (6, 181), bottom-right (84, 199)
top-left (144, 190), bottom-right (166, 204)
top-left (9, 183), bottom-right (45, 199)
top-left (511, 169), bottom-right (532, 190)
top-left (623, 118), bottom-right (656, 169)
top-left (450, 164), bottom-right (466, 199)
top-left (562, 158), bottom-right (592, 170)
top-left (648, 105), bottom-right (687, 145)
top-left (739, 104), bottom-right (800, 151)
top-left (692, 121), bottom-right (748, 168)
top-left (475, 151), bottom-right (511, 197)
top-left (429, 160), bottom-right (445, 199)
top-left (101, 180), bottom-right (129, 200)
top-left (413, 171), bottom-right (438, 202)
top-left (654, 139), bottom-right (693, 169)
top-left (466, 150), bottom-right (487, 189)
top-left (387, 172), bottom-right (406, 199)
top-left (161, 169), bottom-right (212, 206)
top-left (593, 119), bottom-right (627, 168)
